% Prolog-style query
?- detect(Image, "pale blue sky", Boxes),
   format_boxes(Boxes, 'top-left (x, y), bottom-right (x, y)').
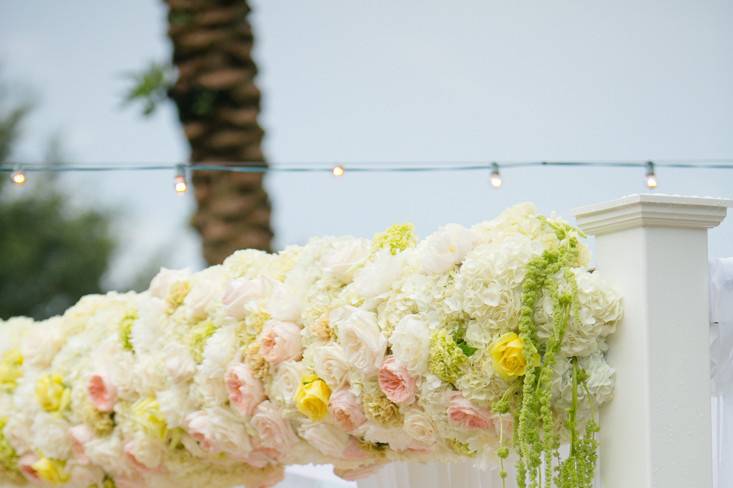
top-left (1, 0), bottom-right (732, 287)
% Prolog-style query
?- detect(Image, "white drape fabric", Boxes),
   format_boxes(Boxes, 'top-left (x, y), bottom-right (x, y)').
top-left (357, 461), bottom-right (512, 488)
top-left (711, 258), bottom-right (733, 488)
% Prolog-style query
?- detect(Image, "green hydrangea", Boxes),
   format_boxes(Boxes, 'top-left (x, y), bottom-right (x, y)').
top-left (0, 349), bottom-right (23, 392)
top-left (118, 310), bottom-right (138, 352)
top-left (188, 319), bottom-right (218, 362)
top-left (428, 329), bottom-right (468, 384)
top-left (0, 418), bottom-right (22, 483)
top-left (131, 398), bottom-right (167, 440)
top-left (373, 223), bottom-right (416, 255)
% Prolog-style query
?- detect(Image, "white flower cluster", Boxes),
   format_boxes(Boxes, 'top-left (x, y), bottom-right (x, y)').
top-left (0, 204), bottom-right (622, 488)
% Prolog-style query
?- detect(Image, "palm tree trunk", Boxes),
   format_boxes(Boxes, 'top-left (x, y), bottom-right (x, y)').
top-left (164, 0), bottom-right (273, 264)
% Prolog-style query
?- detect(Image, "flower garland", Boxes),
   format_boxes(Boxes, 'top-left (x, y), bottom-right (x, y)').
top-left (0, 203), bottom-right (622, 488)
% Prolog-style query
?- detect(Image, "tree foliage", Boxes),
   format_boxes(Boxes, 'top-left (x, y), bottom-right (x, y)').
top-left (0, 88), bottom-right (115, 320)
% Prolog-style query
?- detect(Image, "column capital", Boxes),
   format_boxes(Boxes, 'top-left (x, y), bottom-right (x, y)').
top-left (573, 193), bottom-right (731, 236)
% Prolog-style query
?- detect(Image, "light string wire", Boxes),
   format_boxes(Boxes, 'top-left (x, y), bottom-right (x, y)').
top-left (2, 159), bottom-right (733, 173)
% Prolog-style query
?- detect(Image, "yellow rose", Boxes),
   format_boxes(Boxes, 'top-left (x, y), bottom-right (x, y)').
top-left (490, 332), bottom-right (527, 378)
top-left (32, 457), bottom-right (70, 484)
top-left (295, 374), bottom-right (331, 421)
top-left (35, 374), bottom-right (71, 413)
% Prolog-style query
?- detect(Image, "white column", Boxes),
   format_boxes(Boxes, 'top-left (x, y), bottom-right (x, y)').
top-left (574, 194), bottom-right (731, 488)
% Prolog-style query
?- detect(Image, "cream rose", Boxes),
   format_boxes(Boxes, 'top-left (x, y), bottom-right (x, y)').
top-left (418, 223), bottom-right (477, 274)
top-left (332, 307), bottom-right (386, 374)
top-left (312, 343), bottom-right (350, 389)
top-left (259, 320), bottom-right (303, 365)
top-left (222, 277), bottom-right (272, 320)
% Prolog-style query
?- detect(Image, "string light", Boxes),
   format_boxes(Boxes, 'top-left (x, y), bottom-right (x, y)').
top-left (332, 164), bottom-right (345, 177)
top-left (490, 162), bottom-right (502, 188)
top-left (10, 166), bottom-right (26, 185)
top-left (645, 161), bottom-right (657, 189)
top-left (174, 164), bottom-right (188, 194)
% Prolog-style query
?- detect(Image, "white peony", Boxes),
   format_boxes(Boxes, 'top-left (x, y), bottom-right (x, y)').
top-left (351, 249), bottom-right (403, 299)
top-left (332, 306), bottom-right (387, 374)
top-left (389, 315), bottom-right (431, 374)
top-left (417, 223), bottom-right (477, 274)
top-left (322, 238), bottom-right (371, 283)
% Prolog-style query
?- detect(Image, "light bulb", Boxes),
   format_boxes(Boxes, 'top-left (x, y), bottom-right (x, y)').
top-left (174, 164), bottom-right (188, 194)
top-left (10, 169), bottom-right (26, 185)
top-left (645, 161), bottom-right (657, 189)
top-left (332, 164), bottom-right (345, 177)
top-left (490, 162), bottom-right (502, 188)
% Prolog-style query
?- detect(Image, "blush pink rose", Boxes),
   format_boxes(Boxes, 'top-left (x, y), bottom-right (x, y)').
top-left (226, 363), bottom-right (265, 417)
top-left (244, 445), bottom-right (281, 468)
top-left (334, 463), bottom-right (385, 481)
top-left (69, 424), bottom-right (94, 464)
top-left (447, 392), bottom-right (494, 430)
top-left (249, 465), bottom-right (285, 488)
top-left (251, 401), bottom-right (298, 456)
top-left (124, 441), bottom-right (163, 473)
top-left (87, 373), bottom-right (117, 412)
top-left (342, 437), bottom-right (370, 461)
top-left (377, 356), bottom-right (417, 404)
top-left (19, 453), bottom-right (40, 481)
top-left (329, 389), bottom-right (366, 432)
top-left (259, 320), bottom-right (302, 365)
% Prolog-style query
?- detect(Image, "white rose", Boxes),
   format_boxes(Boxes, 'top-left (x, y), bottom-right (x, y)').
top-left (332, 307), bottom-right (387, 374)
top-left (163, 342), bottom-right (197, 383)
top-left (418, 224), bottom-right (477, 274)
top-left (299, 422), bottom-right (350, 458)
top-left (148, 267), bottom-right (191, 300)
top-left (312, 343), bottom-right (350, 389)
top-left (402, 409), bottom-right (437, 447)
top-left (352, 250), bottom-right (403, 299)
top-left (270, 360), bottom-right (308, 405)
top-left (390, 315), bottom-right (430, 374)
top-left (322, 239), bottom-right (371, 283)
top-left (222, 277), bottom-right (273, 320)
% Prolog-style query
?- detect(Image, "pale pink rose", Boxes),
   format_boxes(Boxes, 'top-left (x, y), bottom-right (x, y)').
top-left (329, 389), bottom-right (366, 432)
top-left (447, 392), bottom-right (494, 430)
top-left (222, 278), bottom-right (271, 320)
top-left (124, 441), bottom-right (163, 473)
top-left (19, 453), bottom-right (40, 480)
top-left (115, 474), bottom-right (145, 488)
top-left (244, 446), bottom-right (280, 468)
top-left (251, 401), bottom-right (298, 455)
top-left (226, 363), bottom-right (265, 417)
top-left (186, 413), bottom-right (216, 452)
top-left (87, 373), bottom-right (117, 412)
top-left (377, 356), bottom-right (417, 404)
top-left (259, 320), bottom-right (302, 365)
top-left (334, 463), bottom-right (385, 481)
top-left (342, 437), bottom-right (370, 461)
top-left (69, 424), bottom-right (94, 464)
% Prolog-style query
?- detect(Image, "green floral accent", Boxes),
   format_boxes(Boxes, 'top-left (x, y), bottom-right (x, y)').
top-left (88, 477), bottom-right (116, 488)
top-left (80, 398), bottom-right (115, 436)
top-left (447, 438), bottom-right (477, 457)
top-left (511, 227), bottom-right (599, 488)
top-left (362, 387), bottom-right (403, 427)
top-left (373, 223), bottom-right (416, 255)
top-left (118, 309), bottom-right (139, 352)
top-left (131, 398), bottom-right (167, 440)
top-left (0, 349), bottom-right (23, 392)
top-left (0, 418), bottom-right (22, 483)
top-left (188, 319), bottom-right (218, 362)
top-left (428, 329), bottom-right (468, 384)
